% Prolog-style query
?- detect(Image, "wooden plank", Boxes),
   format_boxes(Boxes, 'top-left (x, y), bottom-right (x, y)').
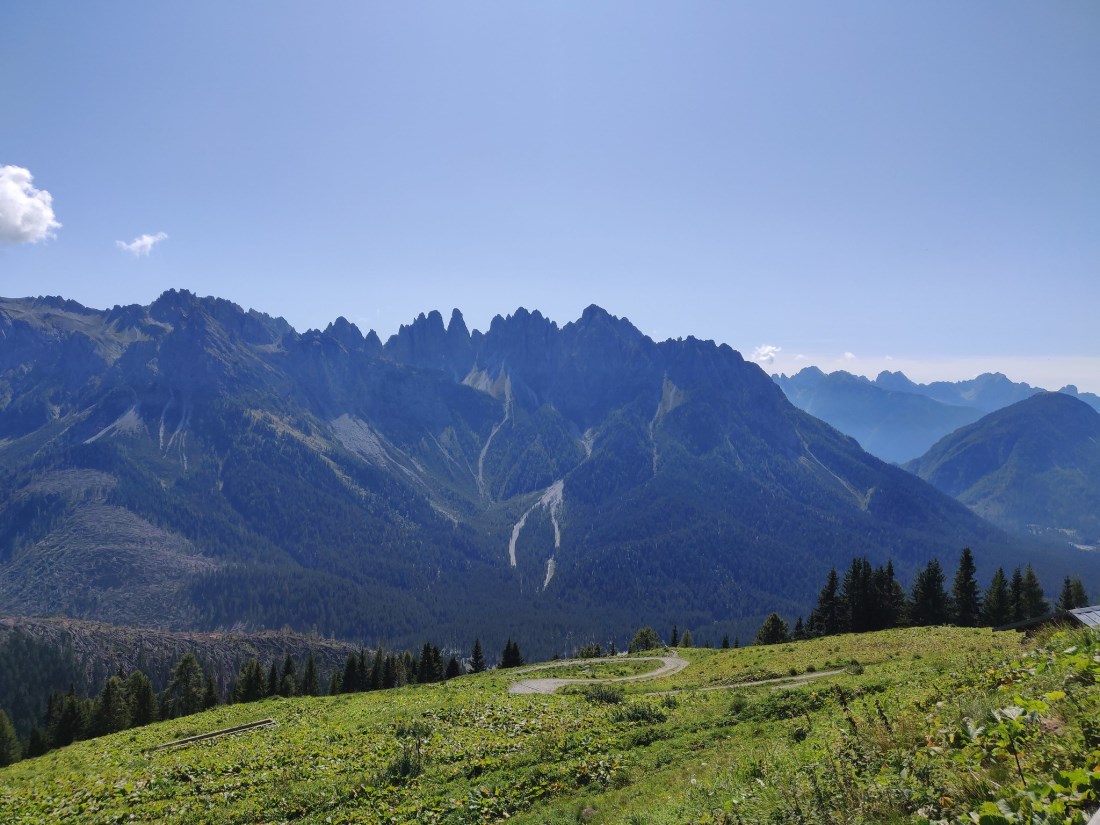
top-left (145, 718), bottom-right (277, 752)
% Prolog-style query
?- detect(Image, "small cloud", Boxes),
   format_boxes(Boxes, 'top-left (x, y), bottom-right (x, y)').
top-left (795, 354), bottom-right (807, 361)
top-left (0, 165), bottom-right (61, 245)
top-left (751, 344), bottom-right (782, 365)
top-left (885, 355), bottom-right (893, 361)
top-left (116, 231), bottom-right (168, 257)
top-left (843, 352), bottom-right (856, 360)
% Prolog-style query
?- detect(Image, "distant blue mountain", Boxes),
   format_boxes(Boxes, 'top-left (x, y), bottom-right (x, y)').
top-left (773, 367), bottom-right (1100, 464)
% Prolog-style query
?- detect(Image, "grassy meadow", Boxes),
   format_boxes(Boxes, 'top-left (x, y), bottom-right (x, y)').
top-left (3, 625), bottom-right (1100, 824)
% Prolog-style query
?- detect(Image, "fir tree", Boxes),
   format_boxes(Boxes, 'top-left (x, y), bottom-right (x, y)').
top-left (279, 655), bottom-right (298, 697)
top-left (445, 656), bottom-right (462, 679)
top-left (469, 639), bottom-right (486, 673)
top-left (203, 670), bottom-right (219, 709)
top-left (500, 639), bottom-right (525, 668)
top-left (267, 661), bottom-right (280, 697)
top-left (369, 647), bottom-right (385, 690)
top-left (301, 653), bottom-right (320, 696)
top-left (125, 671), bottom-right (159, 726)
top-left (909, 560), bottom-right (950, 626)
top-left (680, 628), bottom-right (693, 648)
top-left (1009, 567), bottom-right (1025, 622)
top-left (809, 568), bottom-right (843, 636)
top-left (0, 708), bottom-right (20, 767)
top-left (234, 659), bottom-right (266, 703)
top-left (875, 561), bottom-right (907, 629)
top-left (25, 725), bottom-right (49, 758)
top-left (328, 671), bottom-right (342, 696)
top-left (1019, 565), bottom-right (1048, 619)
top-left (755, 613), bottom-right (790, 646)
top-left (92, 676), bottom-right (131, 736)
top-left (163, 653), bottom-right (206, 719)
top-left (341, 653), bottom-right (359, 693)
top-left (792, 617), bottom-right (806, 640)
top-left (721, 634), bottom-right (730, 649)
top-left (669, 624), bottom-right (679, 646)
top-left (951, 547), bottom-right (982, 627)
top-left (981, 568), bottom-right (1012, 627)
top-left (628, 627), bottom-right (662, 653)
top-left (1057, 576), bottom-right (1090, 610)
top-left (841, 558), bottom-right (874, 632)
top-left (47, 688), bottom-right (83, 748)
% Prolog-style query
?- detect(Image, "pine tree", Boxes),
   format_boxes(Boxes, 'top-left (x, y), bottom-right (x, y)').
top-left (792, 617), bottom-right (806, 640)
top-left (445, 656), bottom-right (462, 679)
top-left (1019, 565), bottom-right (1048, 619)
top-left (951, 547), bottom-right (982, 627)
top-left (25, 725), bottom-right (49, 758)
top-left (875, 561), bottom-right (907, 629)
top-left (328, 671), bottom-right (342, 696)
top-left (1056, 576), bottom-right (1089, 611)
top-left (164, 653), bottom-right (206, 719)
top-left (721, 634), bottom-right (730, 649)
top-left (1009, 567), bottom-right (1025, 622)
top-left (755, 613), bottom-right (790, 646)
top-left (301, 653), bottom-right (320, 696)
top-left (369, 647), bottom-right (385, 690)
top-left (125, 671), bottom-right (159, 726)
top-left (47, 688), bottom-right (83, 748)
top-left (500, 639), bottom-right (525, 668)
top-left (909, 560), bottom-right (950, 626)
top-left (0, 708), bottom-right (20, 767)
top-left (203, 670), bottom-right (219, 709)
top-left (628, 627), bottom-right (662, 653)
top-left (92, 676), bottom-right (131, 736)
top-left (357, 650), bottom-right (371, 690)
top-left (267, 661), bottom-right (280, 697)
top-left (809, 568), bottom-right (843, 636)
top-left (669, 624), bottom-right (680, 646)
top-left (279, 655), bottom-right (298, 697)
top-left (981, 568), bottom-right (1012, 627)
top-left (841, 558), bottom-right (874, 632)
top-left (341, 653), bottom-right (359, 693)
top-left (470, 639), bottom-right (486, 673)
top-left (680, 629), bottom-right (693, 648)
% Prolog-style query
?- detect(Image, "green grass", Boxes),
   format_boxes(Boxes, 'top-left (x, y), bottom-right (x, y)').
top-left (517, 658), bottom-right (662, 680)
top-left (5, 626), bottom-right (1100, 824)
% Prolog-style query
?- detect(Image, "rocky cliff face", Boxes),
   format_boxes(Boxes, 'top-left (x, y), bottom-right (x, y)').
top-left (0, 291), bottom-right (1089, 654)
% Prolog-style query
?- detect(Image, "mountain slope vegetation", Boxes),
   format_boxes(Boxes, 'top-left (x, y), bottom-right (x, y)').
top-left (0, 292), bottom-right (1092, 654)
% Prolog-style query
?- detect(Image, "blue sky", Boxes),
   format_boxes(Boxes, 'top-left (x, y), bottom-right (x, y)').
top-left (2, 2), bottom-right (1098, 391)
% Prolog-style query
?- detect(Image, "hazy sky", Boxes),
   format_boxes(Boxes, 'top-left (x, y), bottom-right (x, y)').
top-left (2, 3), bottom-right (1098, 391)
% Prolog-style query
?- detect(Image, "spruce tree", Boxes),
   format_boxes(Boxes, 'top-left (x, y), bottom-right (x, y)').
top-left (1019, 565), bottom-right (1048, 619)
top-left (164, 653), bottom-right (206, 719)
top-left (92, 676), bottom-right (131, 736)
top-left (0, 708), bottom-right (20, 767)
top-left (680, 629), bottom-right (693, 648)
top-left (25, 725), bottom-right (49, 758)
top-left (341, 653), bottom-right (359, 693)
top-left (981, 568), bottom-right (1012, 627)
top-left (203, 670), bottom-right (219, 709)
top-left (369, 647), bottom-right (385, 690)
top-left (951, 548), bottom-right (982, 627)
top-left (125, 671), bottom-right (159, 725)
top-left (279, 655), bottom-right (298, 697)
top-left (500, 639), bottom-right (525, 668)
top-left (1057, 576), bottom-right (1089, 610)
top-left (841, 557), bottom-right (874, 632)
top-left (328, 671), bottom-right (342, 696)
top-left (628, 627), bottom-right (662, 653)
top-left (669, 624), bottom-right (679, 646)
top-left (1009, 567), bottom-right (1025, 622)
top-left (267, 661), bottom-right (280, 697)
top-left (445, 656), bottom-right (462, 679)
top-left (470, 639), bottom-right (486, 673)
top-left (721, 634), bottom-right (730, 649)
top-left (810, 568), bottom-right (843, 636)
top-left (792, 617), bottom-right (806, 640)
top-left (909, 560), bottom-right (950, 626)
top-left (874, 561), bottom-right (907, 629)
top-left (301, 654), bottom-right (320, 696)
top-left (755, 613), bottom-right (790, 646)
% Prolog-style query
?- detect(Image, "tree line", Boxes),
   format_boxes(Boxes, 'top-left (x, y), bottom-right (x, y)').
top-left (0, 635), bottom-right (529, 768)
top-left (753, 550), bottom-right (1091, 645)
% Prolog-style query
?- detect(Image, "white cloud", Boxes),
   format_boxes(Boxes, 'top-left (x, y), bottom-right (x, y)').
top-left (116, 231), bottom-right (168, 257)
top-left (843, 351), bottom-right (856, 360)
top-left (751, 344), bottom-right (782, 365)
top-left (0, 165), bottom-right (61, 245)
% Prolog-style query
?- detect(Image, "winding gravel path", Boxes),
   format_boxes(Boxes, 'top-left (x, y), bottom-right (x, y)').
top-left (508, 654), bottom-right (689, 694)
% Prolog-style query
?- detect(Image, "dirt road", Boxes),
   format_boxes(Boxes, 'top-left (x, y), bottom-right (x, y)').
top-left (507, 654), bottom-right (689, 694)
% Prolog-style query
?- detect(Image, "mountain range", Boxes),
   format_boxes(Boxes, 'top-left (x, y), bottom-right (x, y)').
top-left (773, 367), bottom-right (1100, 464)
top-left (906, 392), bottom-right (1100, 548)
top-left (0, 291), bottom-right (1094, 655)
